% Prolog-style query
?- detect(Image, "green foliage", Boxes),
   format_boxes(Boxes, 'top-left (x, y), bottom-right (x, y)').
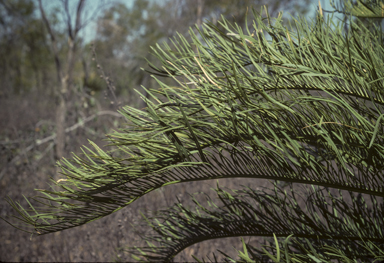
top-left (0, 0), bottom-right (52, 93)
top-left (2, 0), bottom-right (384, 262)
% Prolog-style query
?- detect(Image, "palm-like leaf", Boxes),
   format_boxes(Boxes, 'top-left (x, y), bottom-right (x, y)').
top-left (2, 3), bottom-right (384, 262)
top-left (129, 183), bottom-right (383, 261)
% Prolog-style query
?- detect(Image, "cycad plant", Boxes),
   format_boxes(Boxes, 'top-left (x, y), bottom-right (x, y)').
top-left (3, 0), bottom-right (384, 262)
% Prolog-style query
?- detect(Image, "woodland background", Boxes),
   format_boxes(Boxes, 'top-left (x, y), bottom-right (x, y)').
top-left (0, 0), bottom-right (315, 261)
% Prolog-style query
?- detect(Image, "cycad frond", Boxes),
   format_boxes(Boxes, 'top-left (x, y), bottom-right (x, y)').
top-left (2, 4), bottom-right (384, 261)
top-left (129, 183), bottom-right (383, 261)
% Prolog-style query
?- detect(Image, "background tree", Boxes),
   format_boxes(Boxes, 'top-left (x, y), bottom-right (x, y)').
top-left (37, 0), bottom-right (101, 162)
top-left (0, 0), bottom-right (52, 95)
top-left (0, 0), bottom-right (119, 186)
top-left (0, 1), bottom-right (123, 261)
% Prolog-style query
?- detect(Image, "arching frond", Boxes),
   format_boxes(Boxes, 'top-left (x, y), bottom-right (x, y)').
top-left (2, 7), bottom-right (384, 262)
top-left (128, 183), bottom-right (384, 261)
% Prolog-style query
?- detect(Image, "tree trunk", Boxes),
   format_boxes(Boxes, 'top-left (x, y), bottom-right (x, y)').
top-left (196, 0), bottom-right (204, 27)
top-left (55, 97), bottom-right (66, 160)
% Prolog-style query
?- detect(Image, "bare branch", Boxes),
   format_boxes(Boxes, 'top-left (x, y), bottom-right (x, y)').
top-left (0, 111), bottom-right (122, 182)
top-left (80, 0), bottom-right (114, 32)
top-left (74, 0), bottom-right (86, 37)
top-left (63, 0), bottom-right (73, 40)
top-left (38, 0), bottom-right (62, 83)
top-left (91, 43), bottom-right (120, 106)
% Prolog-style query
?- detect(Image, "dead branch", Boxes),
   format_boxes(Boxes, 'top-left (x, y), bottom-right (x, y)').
top-left (0, 111), bottom-right (122, 182)
top-left (90, 43), bottom-right (119, 106)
